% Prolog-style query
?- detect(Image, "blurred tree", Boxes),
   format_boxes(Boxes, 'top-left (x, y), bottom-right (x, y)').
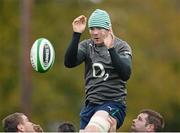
top-left (20, 0), bottom-right (33, 117)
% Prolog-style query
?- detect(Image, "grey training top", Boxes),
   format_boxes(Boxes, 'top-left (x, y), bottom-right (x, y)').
top-left (64, 32), bottom-right (132, 105)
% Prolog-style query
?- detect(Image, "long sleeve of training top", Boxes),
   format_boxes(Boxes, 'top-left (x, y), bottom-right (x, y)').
top-left (64, 32), bottom-right (85, 68)
top-left (108, 47), bottom-right (132, 81)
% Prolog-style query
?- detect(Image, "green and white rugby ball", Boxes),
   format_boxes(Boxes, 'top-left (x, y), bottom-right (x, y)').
top-left (30, 38), bottom-right (55, 73)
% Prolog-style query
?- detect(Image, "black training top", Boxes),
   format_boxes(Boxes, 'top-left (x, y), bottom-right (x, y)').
top-left (64, 32), bottom-right (132, 105)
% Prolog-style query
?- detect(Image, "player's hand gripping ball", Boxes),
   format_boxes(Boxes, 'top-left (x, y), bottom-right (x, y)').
top-left (30, 38), bottom-right (55, 73)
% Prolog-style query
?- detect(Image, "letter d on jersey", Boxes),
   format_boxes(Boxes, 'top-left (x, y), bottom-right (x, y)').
top-left (92, 63), bottom-right (105, 78)
top-left (92, 63), bottom-right (109, 81)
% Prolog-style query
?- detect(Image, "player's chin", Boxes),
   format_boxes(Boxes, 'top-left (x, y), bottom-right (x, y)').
top-left (130, 125), bottom-right (136, 132)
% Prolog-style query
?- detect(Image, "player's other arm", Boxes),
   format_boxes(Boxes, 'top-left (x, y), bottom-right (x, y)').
top-left (104, 29), bottom-right (132, 81)
top-left (109, 48), bottom-right (132, 81)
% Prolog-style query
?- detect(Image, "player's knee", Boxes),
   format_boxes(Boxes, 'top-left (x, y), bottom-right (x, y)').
top-left (85, 115), bottom-right (110, 132)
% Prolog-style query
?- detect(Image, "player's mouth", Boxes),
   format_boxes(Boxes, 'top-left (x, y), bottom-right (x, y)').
top-left (94, 37), bottom-right (99, 41)
top-left (94, 38), bottom-right (102, 44)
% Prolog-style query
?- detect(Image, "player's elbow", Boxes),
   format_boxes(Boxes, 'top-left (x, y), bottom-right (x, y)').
top-left (64, 61), bottom-right (75, 68)
top-left (122, 73), bottom-right (131, 81)
top-left (121, 67), bottom-right (131, 81)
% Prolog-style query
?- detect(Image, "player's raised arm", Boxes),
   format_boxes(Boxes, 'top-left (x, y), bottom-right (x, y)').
top-left (64, 15), bottom-right (87, 68)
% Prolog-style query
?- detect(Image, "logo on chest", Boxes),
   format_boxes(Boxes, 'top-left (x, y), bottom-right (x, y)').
top-left (92, 63), bottom-right (109, 81)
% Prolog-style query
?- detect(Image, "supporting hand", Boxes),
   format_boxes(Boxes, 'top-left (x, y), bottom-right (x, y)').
top-left (104, 28), bottom-right (115, 49)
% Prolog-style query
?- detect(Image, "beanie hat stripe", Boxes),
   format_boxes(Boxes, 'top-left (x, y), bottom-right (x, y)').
top-left (88, 9), bottom-right (111, 30)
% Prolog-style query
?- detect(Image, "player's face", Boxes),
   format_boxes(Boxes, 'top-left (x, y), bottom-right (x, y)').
top-left (18, 114), bottom-right (35, 132)
top-left (89, 27), bottom-right (109, 45)
top-left (130, 113), bottom-right (149, 132)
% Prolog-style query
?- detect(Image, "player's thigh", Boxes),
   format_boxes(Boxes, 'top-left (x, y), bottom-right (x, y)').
top-left (87, 110), bottom-right (117, 132)
top-left (94, 110), bottom-right (117, 132)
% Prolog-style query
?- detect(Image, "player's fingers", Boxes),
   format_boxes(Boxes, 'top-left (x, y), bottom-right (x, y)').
top-left (80, 15), bottom-right (87, 23)
top-left (84, 16), bottom-right (87, 24)
top-left (76, 15), bottom-right (85, 21)
top-left (109, 28), bottom-right (114, 39)
top-left (110, 32), bottom-right (114, 40)
top-left (73, 15), bottom-right (86, 24)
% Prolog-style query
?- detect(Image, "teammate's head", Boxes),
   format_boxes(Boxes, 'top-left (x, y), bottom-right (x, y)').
top-left (2, 112), bottom-right (35, 132)
top-left (131, 109), bottom-right (165, 132)
top-left (57, 122), bottom-right (76, 132)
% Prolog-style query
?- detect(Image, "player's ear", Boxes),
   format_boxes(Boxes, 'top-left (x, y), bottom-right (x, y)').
top-left (17, 124), bottom-right (24, 132)
top-left (109, 27), bottom-right (112, 32)
top-left (146, 124), bottom-right (155, 132)
top-left (109, 27), bottom-right (113, 33)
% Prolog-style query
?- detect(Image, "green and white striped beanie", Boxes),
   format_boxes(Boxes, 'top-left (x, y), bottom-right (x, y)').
top-left (88, 9), bottom-right (111, 30)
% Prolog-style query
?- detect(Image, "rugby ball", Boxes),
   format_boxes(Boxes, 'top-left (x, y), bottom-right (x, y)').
top-left (30, 38), bottom-right (55, 73)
